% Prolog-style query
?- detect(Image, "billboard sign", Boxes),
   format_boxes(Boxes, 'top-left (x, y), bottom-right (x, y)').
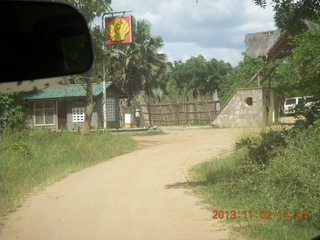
top-left (105, 16), bottom-right (132, 44)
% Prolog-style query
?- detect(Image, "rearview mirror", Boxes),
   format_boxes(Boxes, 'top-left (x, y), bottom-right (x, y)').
top-left (0, 1), bottom-right (93, 82)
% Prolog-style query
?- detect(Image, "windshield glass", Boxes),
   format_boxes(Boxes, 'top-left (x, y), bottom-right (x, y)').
top-left (285, 99), bottom-right (296, 105)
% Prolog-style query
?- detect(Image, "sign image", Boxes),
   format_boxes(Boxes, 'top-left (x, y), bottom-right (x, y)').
top-left (106, 16), bottom-right (132, 44)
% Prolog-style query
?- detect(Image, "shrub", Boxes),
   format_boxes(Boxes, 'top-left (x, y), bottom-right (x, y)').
top-left (0, 94), bottom-right (25, 131)
top-left (235, 130), bottom-right (287, 166)
top-left (293, 100), bottom-right (320, 129)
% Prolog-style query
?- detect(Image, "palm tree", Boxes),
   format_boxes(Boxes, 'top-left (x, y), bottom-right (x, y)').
top-left (118, 19), bottom-right (167, 102)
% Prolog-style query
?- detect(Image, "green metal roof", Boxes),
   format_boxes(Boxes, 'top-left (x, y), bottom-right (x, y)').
top-left (24, 82), bottom-right (113, 100)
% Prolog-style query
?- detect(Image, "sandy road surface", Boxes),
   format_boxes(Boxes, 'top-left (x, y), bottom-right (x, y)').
top-left (0, 128), bottom-right (245, 240)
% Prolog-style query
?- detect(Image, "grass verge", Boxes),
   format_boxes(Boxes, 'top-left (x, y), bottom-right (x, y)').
top-left (0, 129), bottom-right (138, 219)
top-left (188, 124), bottom-right (320, 240)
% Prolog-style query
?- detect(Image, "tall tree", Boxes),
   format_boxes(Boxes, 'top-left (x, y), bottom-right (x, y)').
top-left (56, 0), bottom-right (111, 134)
top-left (117, 19), bottom-right (167, 102)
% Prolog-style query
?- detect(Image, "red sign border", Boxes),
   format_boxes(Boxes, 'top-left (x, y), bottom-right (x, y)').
top-left (105, 16), bottom-right (132, 45)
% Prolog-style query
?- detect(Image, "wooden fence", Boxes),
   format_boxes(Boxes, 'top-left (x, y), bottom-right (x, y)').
top-left (140, 96), bottom-right (220, 126)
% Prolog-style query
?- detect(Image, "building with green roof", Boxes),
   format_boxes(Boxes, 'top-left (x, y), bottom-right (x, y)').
top-left (24, 82), bottom-right (127, 130)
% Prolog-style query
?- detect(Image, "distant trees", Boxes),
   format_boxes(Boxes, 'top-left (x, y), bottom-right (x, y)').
top-left (157, 55), bottom-right (232, 98)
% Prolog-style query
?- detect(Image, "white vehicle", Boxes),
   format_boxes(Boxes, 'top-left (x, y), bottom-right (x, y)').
top-left (283, 96), bottom-right (315, 115)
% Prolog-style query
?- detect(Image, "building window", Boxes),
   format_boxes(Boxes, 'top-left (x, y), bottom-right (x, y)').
top-left (34, 102), bottom-right (54, 126)
top-left (107, 98), bottom-right (116, 121)
top-left (245, 97), bottom-right (253, 107)
top-left (72, 107), bottom-right (85, 123)
top-left (101, 98), bottom-right (116, 121)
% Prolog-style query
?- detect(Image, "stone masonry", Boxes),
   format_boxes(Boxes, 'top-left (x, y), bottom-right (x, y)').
top-left (212, 88), bottom-right (271, 128)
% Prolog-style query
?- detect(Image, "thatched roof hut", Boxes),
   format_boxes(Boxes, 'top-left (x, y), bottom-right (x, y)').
top-left (245, 30), bottom-right (290, 62)
top-left (245, 20), bottom-right (318, 63)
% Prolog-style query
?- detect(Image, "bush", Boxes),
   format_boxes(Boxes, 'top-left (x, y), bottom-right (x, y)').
top-left (293, 100), bottom-right (320, 129)
top-left (0, 94), bottom-right (25, 131)
top-left (235, 130), bottom-right (287, 166)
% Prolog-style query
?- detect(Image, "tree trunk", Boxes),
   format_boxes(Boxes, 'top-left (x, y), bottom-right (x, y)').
top-left (140, 73), bottom-right (151, 96)
top-left (81, 70), bottom-right (95, 134)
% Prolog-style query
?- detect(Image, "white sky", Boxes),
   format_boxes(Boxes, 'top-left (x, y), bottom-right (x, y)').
top-left (110, 0), bottom-right (275, 66)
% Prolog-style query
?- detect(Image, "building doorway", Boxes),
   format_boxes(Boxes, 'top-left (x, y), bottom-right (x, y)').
top-left (58, 101), bottom-right (67, 129)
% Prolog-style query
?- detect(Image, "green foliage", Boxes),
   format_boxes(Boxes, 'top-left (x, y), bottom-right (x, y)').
top-left (218, 53), bottom-right (264, 104)
top-left (158, 55), bottom-right (232, 97)
top-left (273, 29), bottom-right (320, 99)
top-left (55, 0), bottom-right (112, 75)
top-left (0, 94), bottom-right (25, 130)
top-left (0, 129), bottom-right (137, 217)
top-left (10, 142), bottom-right (33, 160)
top-left (57, 0), bottom-right (167, 105)
top-left (235, 130), bottom-right (287, 166)
top-left (189, 124), bottom-right (320, 239)
top-left (55, 0), bottom-right (112, 70)
top-left (55, 0), bottom-right (111, 24)
top-left (293, 100), bottom-right (320, 128)
top-left (90, 18), bottom-right (167, 103)
top-left (253, 0), bottom-right (320, 32)
top-left (118, 19), bottom-right (167, 101)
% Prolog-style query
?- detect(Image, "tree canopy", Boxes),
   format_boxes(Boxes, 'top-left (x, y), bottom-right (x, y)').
top-left (157, 55), bottom-right (232, 98)
top-left (272, 26), bottom-right (320, 98)
top-left (117, 19), bottom-right (167, 101)
top-left (253, 0), bottom-right (320, 32)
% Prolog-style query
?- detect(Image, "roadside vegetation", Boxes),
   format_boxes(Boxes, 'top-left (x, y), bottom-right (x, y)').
top-left (189, 5), bottom-right (320, 238)
top-left (0, 129), bottom-right (137, 219)
top-left (189, 121), bottom-right (320, 240)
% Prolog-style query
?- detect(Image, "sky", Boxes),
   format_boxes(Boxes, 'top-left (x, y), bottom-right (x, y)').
top-left (109, 0), bottom-right (275, 66)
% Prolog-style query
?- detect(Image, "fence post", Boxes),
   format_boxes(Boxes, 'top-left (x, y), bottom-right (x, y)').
top-left (147, 102), bottom-right (152, 126)
top-left (204, 98), bottom-right (212, 120)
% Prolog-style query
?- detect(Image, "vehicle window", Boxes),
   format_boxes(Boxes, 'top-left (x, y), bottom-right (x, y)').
top-left (285, 99), bottom-right (296, 105)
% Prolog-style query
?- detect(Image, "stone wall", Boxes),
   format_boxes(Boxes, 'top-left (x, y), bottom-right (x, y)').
top-left (213, 88), bottom-right (269, 128)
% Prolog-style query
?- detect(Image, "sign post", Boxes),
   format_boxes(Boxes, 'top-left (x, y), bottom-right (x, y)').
top-left (101, 11), bottom-right (132, 130)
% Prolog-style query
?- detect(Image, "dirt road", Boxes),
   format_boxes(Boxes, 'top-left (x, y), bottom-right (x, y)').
top-left (0, 128), bottom-right (245, 240)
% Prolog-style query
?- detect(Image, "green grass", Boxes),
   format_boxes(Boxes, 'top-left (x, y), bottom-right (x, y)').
top-left (188, 124), bottom-right (320, 240)
top-left (0, 129), bottom-right (138, 219)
